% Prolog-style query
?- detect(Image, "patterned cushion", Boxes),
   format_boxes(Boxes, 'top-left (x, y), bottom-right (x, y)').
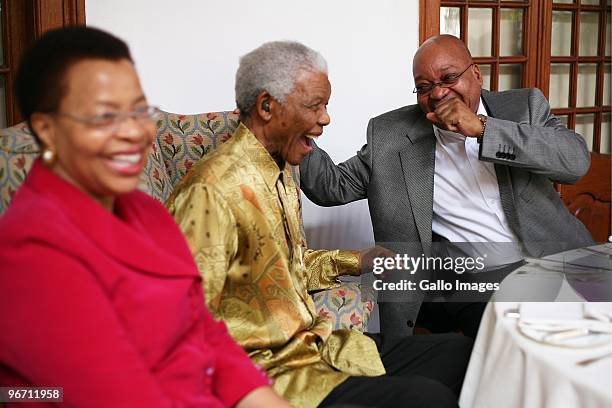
top-left (156, 111), bottom-right (240, 188)
top-left (0, 123), bottom-right (39, 213)
top-left (312, 282), bottom-right (374, 331)
top-left (139, 141), bottom-right (173, 203)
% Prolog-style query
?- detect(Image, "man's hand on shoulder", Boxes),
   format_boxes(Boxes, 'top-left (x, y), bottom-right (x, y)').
top-left (426, 97), bottom-right (483, 138)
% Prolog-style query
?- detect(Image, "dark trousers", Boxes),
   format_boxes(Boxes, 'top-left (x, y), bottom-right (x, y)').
top-left (415, 261), bottom-right (524, 339)
top-left (319, 333), bottom-right (472, 408)
top-left (416, 302), bottom-right (487, 339)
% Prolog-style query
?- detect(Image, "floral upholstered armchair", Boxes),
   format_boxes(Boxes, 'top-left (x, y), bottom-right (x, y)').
top-left (0, 111), bottom-right (373, 331)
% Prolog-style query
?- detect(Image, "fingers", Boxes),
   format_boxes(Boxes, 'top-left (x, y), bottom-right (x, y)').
top-left (430, 98), bottom-right (479, 136)
top-left (434, 98), bottom-right (466, 122)
top-left (426, 112), bottom-right (445, 129)
top-left (426, 109), bottom-right (459, 132)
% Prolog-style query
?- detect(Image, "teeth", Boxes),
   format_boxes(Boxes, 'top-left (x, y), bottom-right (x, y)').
top-left (111, 153), bottom-right (141, 164)
top-left (305, 135), bottom-right (319, 140)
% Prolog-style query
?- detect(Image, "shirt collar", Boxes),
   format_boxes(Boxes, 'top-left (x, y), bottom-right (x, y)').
top-left (234, 123), bottom-right (283, 191)
top-left (476, 98), bottom-right (488, 116)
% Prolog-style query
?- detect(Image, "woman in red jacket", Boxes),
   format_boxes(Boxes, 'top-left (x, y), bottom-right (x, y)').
top-left (0, 26), bottom-right (289, 408)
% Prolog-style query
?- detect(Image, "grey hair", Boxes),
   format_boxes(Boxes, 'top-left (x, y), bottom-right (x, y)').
top-left (235, 41), bottom-right (328, 117)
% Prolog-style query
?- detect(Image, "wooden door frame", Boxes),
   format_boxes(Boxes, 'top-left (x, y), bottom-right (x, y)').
top-left (2, 0), bottom-right (85, 126)
top-left (32, 0), bottom-right (86, 38)
top-left (420, 0), bottom-right (440, 44)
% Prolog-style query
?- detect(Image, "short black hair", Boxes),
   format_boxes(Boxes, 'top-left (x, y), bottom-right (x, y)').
top-left (15, 26), bottom-right (133, 143)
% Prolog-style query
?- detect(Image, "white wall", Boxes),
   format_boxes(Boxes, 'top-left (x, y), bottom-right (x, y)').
top-left (86, 0), bottom-right (420, 250)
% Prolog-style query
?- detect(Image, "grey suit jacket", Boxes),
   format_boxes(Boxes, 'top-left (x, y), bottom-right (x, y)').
top-left (300, 88), bottom-right (594, 337)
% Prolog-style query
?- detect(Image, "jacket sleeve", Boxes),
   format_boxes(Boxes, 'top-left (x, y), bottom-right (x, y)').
top-left (0, 247), bottom-right (174, 408)
top-left (168, 182), bottom-right (238, 313)
top-left (479, 87), bottom-right (591, 184)
top-left (304, 249), bottom-right (361, 291)
top-left (300, 120), bottom-right (374, 206)
top-left (199, 296), bottom-right (270, 406)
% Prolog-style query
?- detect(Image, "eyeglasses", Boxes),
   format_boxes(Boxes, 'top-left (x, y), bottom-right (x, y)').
top-left (412, 64), bottom-right (474, 95)
top-left (56, 105), bottom-right (161, 130)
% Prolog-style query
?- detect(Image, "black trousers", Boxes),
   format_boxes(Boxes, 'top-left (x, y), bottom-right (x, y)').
top-left (416, 302), bottom-right (487, 339)
top-left (415, 261), bottom-right (524, 339)
top-left (319, 333), bottom-right (472, 408)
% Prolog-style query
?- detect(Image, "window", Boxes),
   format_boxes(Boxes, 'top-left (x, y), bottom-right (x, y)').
top-left (546, 0), bottom-right (610, 153)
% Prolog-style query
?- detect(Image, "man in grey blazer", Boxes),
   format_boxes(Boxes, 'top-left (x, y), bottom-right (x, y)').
top-left (300, 35), bottom-right (594, 340)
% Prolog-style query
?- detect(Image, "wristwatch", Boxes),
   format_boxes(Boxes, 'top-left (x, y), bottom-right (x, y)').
top-left (476, 114), bottom-right (487, 144)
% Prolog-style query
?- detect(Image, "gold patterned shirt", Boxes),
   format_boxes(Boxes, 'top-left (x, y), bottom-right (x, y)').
top-left (166, 124), bottom-right (385, 407)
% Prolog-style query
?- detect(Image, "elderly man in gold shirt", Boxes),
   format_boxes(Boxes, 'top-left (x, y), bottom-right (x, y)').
top-left (167, 41), bottom-right (471, 408)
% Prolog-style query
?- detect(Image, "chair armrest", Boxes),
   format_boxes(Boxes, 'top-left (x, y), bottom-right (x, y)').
top-left (311, 281), bottom-right (374, 332)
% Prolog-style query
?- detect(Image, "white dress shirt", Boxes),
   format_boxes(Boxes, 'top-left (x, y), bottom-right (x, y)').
top-left (432, 99), bottom-right (523, 267)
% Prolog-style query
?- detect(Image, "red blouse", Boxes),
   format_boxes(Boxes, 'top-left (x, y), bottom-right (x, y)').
top-left (0, 160), bottom-right (268, 407)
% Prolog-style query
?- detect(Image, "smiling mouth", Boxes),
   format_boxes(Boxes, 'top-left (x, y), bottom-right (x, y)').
top-left (105, 151), bottom-right (147, 176)
top-left (111, 153), bottom-right (142, 165)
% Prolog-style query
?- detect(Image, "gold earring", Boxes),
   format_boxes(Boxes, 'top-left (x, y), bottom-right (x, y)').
top-left (42, 149), bottom-right (55, 165)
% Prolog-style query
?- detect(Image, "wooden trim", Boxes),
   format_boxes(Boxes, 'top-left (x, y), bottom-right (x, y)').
top-left (558, 152), bottom-right (612, 243)
top-left (33, 0), bottom-right (86, 38)
top-left (551, 56), bottom-right (605, 62)
top-left (464, 2), bottom-right (498, 7)
top-left (554, 106), bottom-right (611, 114)
top-left (493, 4), bottom-right (500, 60)
top-left (420, 0), bottom-right (440, 44)
top-left (538, 0), bottom-right (552, 97)
top-left (4, 0), bottom-right (31, 125)
top-left (65, 0), bottom-right (86, 26)
top-left (460, 4), bottom-right (468, 43)
top-left (470, 2), bottom-right (527, 9)
top-left (569, 8), bottom-right (578, 116)
top-left (593, 9), bottom-right (606, 152)
top-left (523, 1), bottom-right (535, 86)
top-left (1, 0), bottom-right (86, 126)
top-left (474, 56), bottom-right (529, 63)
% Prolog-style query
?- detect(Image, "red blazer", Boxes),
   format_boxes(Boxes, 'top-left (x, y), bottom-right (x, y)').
top-left (0, 161), bottom-right (268, 407)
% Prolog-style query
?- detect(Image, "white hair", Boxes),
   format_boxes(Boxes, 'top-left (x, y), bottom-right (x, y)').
top-left (235, 41), bottom-right (328, 116)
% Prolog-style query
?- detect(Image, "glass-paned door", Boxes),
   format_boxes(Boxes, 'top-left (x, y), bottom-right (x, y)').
top-left (548, 0), bottom-right (611, 154)
top-left (440, 0), bottom-right (532, 92)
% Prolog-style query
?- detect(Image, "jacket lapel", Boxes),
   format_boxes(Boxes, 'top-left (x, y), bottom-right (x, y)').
top-left (114, 195), bottom-right (200, 279)
top-left (399, 113), bottom-right (436, 253)
top-left (481, 90), bottom-right (522, 237)
top-left (28, 161), bottom-right (198, 279)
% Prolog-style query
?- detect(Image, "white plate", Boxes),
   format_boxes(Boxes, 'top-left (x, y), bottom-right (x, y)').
top-left (518, 322), bottom-right (612, 349)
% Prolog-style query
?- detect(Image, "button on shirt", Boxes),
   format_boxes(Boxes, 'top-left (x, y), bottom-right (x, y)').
top-left (432, 99), bottom-right (523, 267)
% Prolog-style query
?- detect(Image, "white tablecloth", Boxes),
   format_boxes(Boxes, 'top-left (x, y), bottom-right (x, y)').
top-left (459, 302), bottom-right (612, 408)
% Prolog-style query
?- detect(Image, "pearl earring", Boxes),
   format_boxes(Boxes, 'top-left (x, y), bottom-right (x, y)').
top-left (42, 149), bottom-right (55, 165)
